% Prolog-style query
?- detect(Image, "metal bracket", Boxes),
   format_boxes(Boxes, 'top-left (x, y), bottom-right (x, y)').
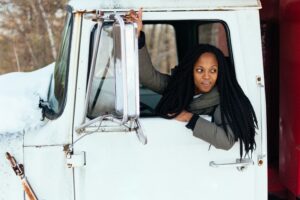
top-left (66, 151), bottom-right (86, 168)
top-left (134, 119), bottom-right (147, 145)
top-left (256, 74), bottom-right (266, 166)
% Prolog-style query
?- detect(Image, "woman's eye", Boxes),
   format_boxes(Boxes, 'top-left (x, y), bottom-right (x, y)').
top-left (210, 69), bottom-right (217, 73)
top-left (196, 69), bottom-right (203, 73)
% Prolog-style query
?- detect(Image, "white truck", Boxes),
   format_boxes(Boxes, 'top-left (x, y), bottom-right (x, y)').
top-left (0, 0), bottom-right (267, 199)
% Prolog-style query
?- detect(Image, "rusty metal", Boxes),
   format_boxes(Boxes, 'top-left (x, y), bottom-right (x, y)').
top-left (6, 152), bottom-right (24, 176)
top-left (73, 9), bottom-right (96, 14)
top-left (6, 152), bottom-right (38, 200)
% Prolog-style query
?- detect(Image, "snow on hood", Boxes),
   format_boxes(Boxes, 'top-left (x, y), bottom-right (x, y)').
top-left (0, 64), bottom-right (54, 199)
top-left (0, 63), bottom-right (54, 134)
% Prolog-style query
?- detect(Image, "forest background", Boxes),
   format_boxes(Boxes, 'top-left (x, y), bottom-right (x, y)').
top-left (0, 0), bottom-right (68, 74)
top-left (0, 0), bottom-right (179, 75)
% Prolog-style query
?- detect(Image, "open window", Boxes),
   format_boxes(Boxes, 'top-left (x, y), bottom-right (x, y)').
top-left (140, 24), bottom-right (178, 116)
top-left (139, 21), bottom-right (232, 117)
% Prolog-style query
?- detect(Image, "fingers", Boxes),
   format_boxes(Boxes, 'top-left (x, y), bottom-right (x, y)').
top-left (125, 8), bottom-right (142, 22)
top-left (129, 10), bottom-right (136, 19)
top-left (124, 8), bottom-right (143, 37)
top-left (174, 110), bottom-right (192, 122)
top-left (130, 12), bottom-right (140, 22)
top-left (175, 115), bottom-right (187, 122)
top-left (137, 8), bottom-right (143, 20)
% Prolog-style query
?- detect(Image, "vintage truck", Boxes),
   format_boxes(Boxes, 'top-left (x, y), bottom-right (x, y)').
top-left (0, 0), bottom-right (267, 199)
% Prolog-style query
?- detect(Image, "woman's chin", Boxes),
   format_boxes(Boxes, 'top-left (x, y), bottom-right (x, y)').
top-left (198, 86), bottom-right (212, 93)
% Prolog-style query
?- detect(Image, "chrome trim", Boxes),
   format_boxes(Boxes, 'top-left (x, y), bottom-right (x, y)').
top-left (256, 75), bottom-right (266, 164)
top-left (76, 115), bottom-right (123, 134)
top-left (75, 12), bottom-right (143, 145)
top-left (113, 14), bottom-right (129, 124)
top-left (209, 158), bottom-right (254, 171)
top-left (135, 119), bottom-right (147, 145)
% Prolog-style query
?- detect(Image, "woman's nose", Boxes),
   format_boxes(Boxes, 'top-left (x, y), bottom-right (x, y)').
top-left (203, 71), bottom-right (210, 79)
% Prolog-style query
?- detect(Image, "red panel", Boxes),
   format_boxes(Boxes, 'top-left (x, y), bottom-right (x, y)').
top-left (261, 0), bottom-right (279, 21)
top-left (269, 166), bottom-right (286, 192)
top-left (268, 166), bottom-right (287, 199)
top-left (260, 0), bottom-right (280, 166)
top-left (279, 0), bottom-right (300, 196)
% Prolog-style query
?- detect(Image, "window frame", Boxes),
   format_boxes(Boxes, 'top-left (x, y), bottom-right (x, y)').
top-left (43, 7), bottom-right (74, 120)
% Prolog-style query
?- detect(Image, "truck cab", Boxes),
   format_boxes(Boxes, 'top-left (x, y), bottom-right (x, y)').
top-left (2, 0), bottom-right (267, 199)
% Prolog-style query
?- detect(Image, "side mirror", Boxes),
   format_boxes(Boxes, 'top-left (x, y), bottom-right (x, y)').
top-left (76, 13), bottom-right (146, 145)
top-left (113, 15), bottom-right (140, 122)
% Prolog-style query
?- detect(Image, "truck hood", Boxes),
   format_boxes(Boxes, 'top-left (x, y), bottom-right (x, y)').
top-left (0, 63), bottom-right (54, 134)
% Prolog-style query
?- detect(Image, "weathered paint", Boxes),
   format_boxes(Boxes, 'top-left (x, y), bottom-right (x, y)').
top-left (68, 0), bottom-right (261, 11)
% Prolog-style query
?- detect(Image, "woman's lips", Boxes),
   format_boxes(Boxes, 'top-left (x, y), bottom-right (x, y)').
top-left (201, 81), bottom-right (211, 87)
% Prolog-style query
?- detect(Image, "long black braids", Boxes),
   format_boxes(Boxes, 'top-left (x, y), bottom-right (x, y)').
top-left (155, 44), bottom-right (257, 157)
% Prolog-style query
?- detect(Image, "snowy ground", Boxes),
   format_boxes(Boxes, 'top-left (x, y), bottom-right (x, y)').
top-left (0, 64), bottom-right (53, 200)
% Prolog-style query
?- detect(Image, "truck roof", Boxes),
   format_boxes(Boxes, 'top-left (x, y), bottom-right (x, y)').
top-left (68, 0), bottom-right (261, 11)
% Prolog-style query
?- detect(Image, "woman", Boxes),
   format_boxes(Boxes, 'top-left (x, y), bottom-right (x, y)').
top-left (128, 9), bottom-right (257, 157)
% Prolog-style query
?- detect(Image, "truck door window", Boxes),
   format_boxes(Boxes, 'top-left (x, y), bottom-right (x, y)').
top-left (140, 24), bottom-right (178, 116)
top-left (140, 21), bottom-right (232, 117)
top-left (46, 12), bottom-right (73, 119)
top-left (87, 25), bottom-right (115, 119)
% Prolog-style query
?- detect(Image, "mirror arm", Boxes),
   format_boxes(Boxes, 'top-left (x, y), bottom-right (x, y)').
top-left (75, 114), bottom-right (123, 134)
top-left (134, 119), bottom-right (147, 145)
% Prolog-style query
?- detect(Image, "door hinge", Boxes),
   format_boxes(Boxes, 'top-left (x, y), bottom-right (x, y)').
top-left (66, 151), bottom-right (86, 168)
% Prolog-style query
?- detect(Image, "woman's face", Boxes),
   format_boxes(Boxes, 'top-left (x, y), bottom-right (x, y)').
top-left (193, 52), bottom-right (218, 94)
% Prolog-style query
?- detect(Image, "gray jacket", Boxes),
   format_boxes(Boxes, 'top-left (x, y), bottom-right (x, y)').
top-left (139, 46), bottom-right (236, 150)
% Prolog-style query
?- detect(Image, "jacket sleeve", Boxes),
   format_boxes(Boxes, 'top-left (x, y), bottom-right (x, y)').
top-left (138, 45), bottom-right (170, 94)
top-left (192, 106), bottom-right (236, 150)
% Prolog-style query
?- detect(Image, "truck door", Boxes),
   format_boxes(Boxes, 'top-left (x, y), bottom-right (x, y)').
top-left (71, 11), bottom-right (267, 200)
top-left (0, 135), bottom-right (24, 200)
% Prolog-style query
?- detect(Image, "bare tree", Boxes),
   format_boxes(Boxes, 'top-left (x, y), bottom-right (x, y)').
top-left (0, 0), bottom-right (67, 74)
top-left (36, 0), bottom-right (57, 59)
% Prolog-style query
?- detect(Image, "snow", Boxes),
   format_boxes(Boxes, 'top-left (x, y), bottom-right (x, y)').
top-left (0, 63), bottom-right (54, 134)
top-left (0, 63), bottom-right (53, 200)
top-left (0, 133), bottom-right (24, 200)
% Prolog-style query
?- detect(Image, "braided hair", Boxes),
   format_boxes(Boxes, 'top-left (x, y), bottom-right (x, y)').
top-left (155, 44), bottom-right (257, 157)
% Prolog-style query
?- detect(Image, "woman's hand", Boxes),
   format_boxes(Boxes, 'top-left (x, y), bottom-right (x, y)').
top-left (126, 8), bottom-right (143, 37)
top-left (174, 110), bottom-right (193, 122)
